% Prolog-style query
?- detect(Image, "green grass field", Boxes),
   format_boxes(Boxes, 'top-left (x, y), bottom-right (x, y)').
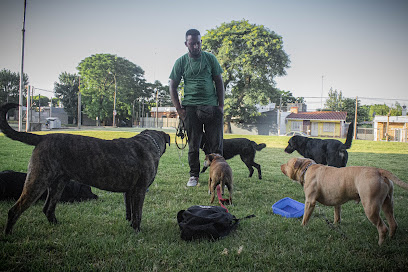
top-left (1, 129), bottom-right (408, 271)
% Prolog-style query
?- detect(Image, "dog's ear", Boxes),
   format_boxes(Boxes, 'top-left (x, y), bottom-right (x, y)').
top-left (208, 154), bottom-right (214, 162)
top-left (288, 138), bottom-right (292, 145)
top-left (289, 137), bottom-right (296, 147)
top-left (294, 158), bottom-right (303, 170)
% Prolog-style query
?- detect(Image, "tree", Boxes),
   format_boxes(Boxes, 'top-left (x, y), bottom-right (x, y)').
top-left (390, 102), bottom-right (402, 116)
top-left (202, 20), bottom-right (290, 124)
top-left (324, 88), bottom-right (370, 122)
top-left (31, 95), bottom-right (50, 108)
top-left (369, 104), bottom-right (389, 117)
top-left (51, 97), bottom-right (60, 107)
top-left (54, 72), bottom-right (80, 124)
top-left (77, 54), bottom-right (145, 125)
top-left (369, 102), bottom-right (402, 119)
top-left (324, 88), bottom-right (343, 111)
top-left (341, 97), bottom-right (369, 123)
top-left (0, 69), bottom-right (29, 104)
top-left (153, 80), bottom-right (172, 107)
top-left (270, 90), bottom-right (304, 107)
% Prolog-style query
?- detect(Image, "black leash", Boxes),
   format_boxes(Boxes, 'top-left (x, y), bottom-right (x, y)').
top-left (316, 204), bottom-right (348, 240)
top-left (175, 119), bottom-right (188, 167)
top-left (175, 119), bottom-right (188, 150)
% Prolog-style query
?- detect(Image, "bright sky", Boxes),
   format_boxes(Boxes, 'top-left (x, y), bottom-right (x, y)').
top-left (1, 0), bottom-right (407, 110)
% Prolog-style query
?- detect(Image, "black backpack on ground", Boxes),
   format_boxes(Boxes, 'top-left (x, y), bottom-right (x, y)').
top-left (177, 205), bottom-right (255, 241)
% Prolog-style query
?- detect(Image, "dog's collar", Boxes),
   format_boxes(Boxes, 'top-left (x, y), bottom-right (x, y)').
top-left (300, 161), bottom-right (315, 183)
top-left (144, 133), bottom-right (161, 154)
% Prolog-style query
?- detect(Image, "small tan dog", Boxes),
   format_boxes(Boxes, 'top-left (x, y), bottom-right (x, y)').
top-left (203, 153), bottom-right (233, 204)
top-left (281, 157), bottom-right (408, 245)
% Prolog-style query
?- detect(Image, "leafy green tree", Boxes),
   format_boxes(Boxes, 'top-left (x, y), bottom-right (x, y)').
top-left (369, 102), bottom-right (402, 119)
top-left (390, 102), bottom-right (402, 116)
top-left (324, 89), bottom-right (370, 122)
top-left (361, 105), bottom-right (371, 121)
top-left (51, 98), bottom-right (60, 107)
top-left (0, 69), bottom-right (29, 104)
top-left (341, 97), bottom-right (369, 123)
top-left (77, 54), bottom-right (145, 125)
top-left (324, 88), bottom-right (343, 111)
top-left (31, 95), bottom-right (50, 108)
top-left (202, 20), bottom-right (290, 124)
top-left (321, 87), bottom-right (371, 122)
top-left (369, 104), bottom-right (389, 117)
top-left (270, 90), bottom-right (304, 107)
top-left (54, 72), bottom-right (80, 124)
top-left (153, 80), bottom-right (172, 107)
top-left (142, 80), bottom-right (172, 110)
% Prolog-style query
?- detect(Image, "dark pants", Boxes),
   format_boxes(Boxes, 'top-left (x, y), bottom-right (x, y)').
top-left (184, 106), bottom-right (223, 177)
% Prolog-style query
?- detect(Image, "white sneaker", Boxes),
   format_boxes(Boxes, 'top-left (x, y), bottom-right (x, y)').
top-left (187, 176), bottom-right (199, 187)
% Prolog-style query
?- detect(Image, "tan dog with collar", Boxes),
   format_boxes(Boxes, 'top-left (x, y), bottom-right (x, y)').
top-left (281, 157), bottom-right (408, 245)
top-left (203, 153), bottom-right (233, 204)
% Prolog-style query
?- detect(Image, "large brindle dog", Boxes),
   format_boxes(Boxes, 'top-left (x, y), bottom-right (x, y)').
top-left (281, 157), bottom-right (408, 245)
top-left (0, 103), bottom-right (170, 235)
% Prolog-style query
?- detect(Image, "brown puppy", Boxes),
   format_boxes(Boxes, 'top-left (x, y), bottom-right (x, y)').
top-left (281, 157), bottom-right (408, 245)
top-left (203, 153), bottom-right (233, 204)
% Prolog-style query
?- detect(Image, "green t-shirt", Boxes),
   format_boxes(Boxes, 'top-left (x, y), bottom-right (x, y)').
top-left (169, 51), bottom-right (223, 106)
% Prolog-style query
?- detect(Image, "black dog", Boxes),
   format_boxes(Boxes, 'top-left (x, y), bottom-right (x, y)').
top-left (0, 170), bottom-right (98, 202)
top-left (284, 123), bottom-right (354, 167)
top-left (201, 137), bottom-right (266, 179)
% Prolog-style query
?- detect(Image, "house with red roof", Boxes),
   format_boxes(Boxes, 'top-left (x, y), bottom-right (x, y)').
top-left (286, 110), bottom-right (348, 138)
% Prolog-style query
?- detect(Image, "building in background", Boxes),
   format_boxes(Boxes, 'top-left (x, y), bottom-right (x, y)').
top-left (285, 111), bottom-right (348, 138)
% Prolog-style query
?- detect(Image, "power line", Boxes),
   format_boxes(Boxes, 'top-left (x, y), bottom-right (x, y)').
top-left (302, 96), bottom-right (408, 102)
top-left (33, 87), bottom-right (53, 93)
top-left (301, 96), bottom-right (408, 112)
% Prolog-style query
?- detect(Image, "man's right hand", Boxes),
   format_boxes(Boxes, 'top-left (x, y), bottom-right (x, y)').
top-left (178, 108), bottom-right (186, 120)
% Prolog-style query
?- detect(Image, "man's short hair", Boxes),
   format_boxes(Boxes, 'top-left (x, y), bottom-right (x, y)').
top-left (186, 29), bottom-right (201, 39)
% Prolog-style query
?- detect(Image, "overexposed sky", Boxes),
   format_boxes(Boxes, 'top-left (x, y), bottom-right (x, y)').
top-left (1, 0), bottom-right (407, 110)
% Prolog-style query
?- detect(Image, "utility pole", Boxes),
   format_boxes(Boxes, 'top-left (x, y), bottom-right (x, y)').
top-left (50, 97), bottom-right (52, 118)
top-left (141, 99), bottom-right (144, 127)
top-left (354, 96), bottom-right (358, 140)
top-left (5, 86), bottom-right (8, 120)
top-left (108, 72), bottom-right (117, 127)
top-left (113, 75), bottom-right (117, 127)
top-left (155, 89), bottom-right (159, 128)
top-left (386, 109), bottom-right (391, 141)
top-left (278, 94), bottom-right (282, 135)
top-left (78, 76), bottom-right (81, 129)
top-left (26, 85), bottom-right (30, 132)
top-left (30, 86), bottom-right (33, 123)
top-left (320, 75), bottom-right (324, 111)
top-left (38, 93), bottom-right (41, 124)
top-left (19, 0), bottom-right (27, 131)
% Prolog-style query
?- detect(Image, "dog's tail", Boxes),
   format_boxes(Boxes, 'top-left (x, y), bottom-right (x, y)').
top-left (342, 122), bottom-right (354, 150)
top-left (0, 103), bottom-right (42, 146)
top-left (379, 169), bottom-right (408, 190)
top-left (252, 142), bottom-right (266, 151)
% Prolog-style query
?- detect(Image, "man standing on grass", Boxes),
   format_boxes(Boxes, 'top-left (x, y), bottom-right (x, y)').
top-left (169, 29), bottom-right (225, 187)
